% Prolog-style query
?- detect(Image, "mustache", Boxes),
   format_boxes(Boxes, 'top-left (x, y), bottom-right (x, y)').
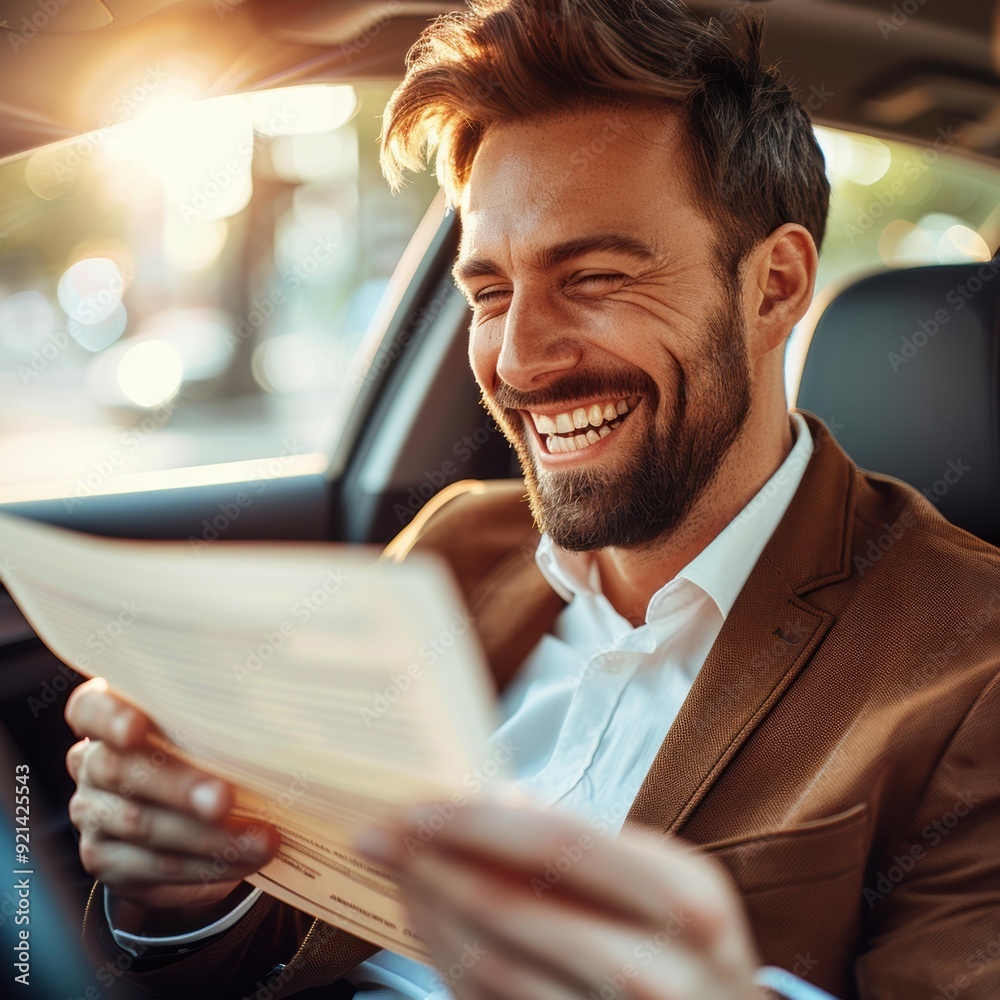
top-left (488, 370), bottom-right (659, 413)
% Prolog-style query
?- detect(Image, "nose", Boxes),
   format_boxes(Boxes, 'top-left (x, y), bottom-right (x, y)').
top-left (493, 289), bottom-right (582, 392)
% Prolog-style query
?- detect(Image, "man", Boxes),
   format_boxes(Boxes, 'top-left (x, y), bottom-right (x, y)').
top-left (65, 1), bottom-right (1000, 998)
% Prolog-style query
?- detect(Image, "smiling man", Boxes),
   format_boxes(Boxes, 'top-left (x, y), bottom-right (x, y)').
top-left (66, 1), bottom-right (1000, 999)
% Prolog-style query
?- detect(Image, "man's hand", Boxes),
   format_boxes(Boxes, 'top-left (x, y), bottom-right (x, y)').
top-left (65, 677), bottom-right (279, 920)
top-left (357, 800), bottom-right (760, 1000)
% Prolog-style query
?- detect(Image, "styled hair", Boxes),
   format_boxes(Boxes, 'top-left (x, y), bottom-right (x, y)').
top-left (380, 0), bottom-right (830, 270)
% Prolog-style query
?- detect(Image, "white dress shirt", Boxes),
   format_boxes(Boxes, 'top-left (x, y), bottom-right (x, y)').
top-left (110, 413), bottom-right (830, 1000)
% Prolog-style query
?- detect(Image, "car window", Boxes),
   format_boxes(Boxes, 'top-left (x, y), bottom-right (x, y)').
top-left (786, 126), bottom-right (1000, 400)
top-left (0, 112), bottom-right (996, 501)
top-left (0, 82), bottom-right (438, 501)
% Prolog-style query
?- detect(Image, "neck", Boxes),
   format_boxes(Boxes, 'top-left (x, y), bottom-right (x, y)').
top-left (594, 407), bottom-right (796, 626)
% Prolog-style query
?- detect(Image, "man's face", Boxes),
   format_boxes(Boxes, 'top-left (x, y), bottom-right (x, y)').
top-left (456, 106), bottom-right (753, 551)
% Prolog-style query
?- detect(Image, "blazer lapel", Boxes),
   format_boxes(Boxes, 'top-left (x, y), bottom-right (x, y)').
top-left (624, 412), bottom-right (856, 835)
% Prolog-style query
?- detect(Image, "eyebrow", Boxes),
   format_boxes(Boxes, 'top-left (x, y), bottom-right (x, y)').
top-left (451, 233), bottom-right (660, 288)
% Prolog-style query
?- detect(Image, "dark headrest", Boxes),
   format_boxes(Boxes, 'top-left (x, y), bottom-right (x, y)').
top-left (796, 259), bottom-right (1000, 547)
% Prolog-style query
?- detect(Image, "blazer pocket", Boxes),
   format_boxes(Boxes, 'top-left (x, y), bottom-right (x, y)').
top-left (698, 803), bottom-right (870, 995)
top-left (700, 802), bottom-right (870, 895)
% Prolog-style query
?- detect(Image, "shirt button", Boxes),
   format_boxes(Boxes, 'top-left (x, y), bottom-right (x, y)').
top-left (602, 652), bottom-right (624, 672)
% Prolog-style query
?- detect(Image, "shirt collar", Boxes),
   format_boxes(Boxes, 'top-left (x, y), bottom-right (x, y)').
top-left (534, 411), bottom-right (814, 623)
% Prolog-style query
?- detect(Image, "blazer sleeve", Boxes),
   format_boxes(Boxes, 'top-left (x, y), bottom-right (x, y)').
top-left (854, 670), bottom-right (1000, 998)
top-left (81, 881), bottom-right (377, 998)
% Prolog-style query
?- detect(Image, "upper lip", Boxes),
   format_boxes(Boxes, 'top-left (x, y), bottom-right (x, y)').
top-left (518, 394), bottom-right (639, 419)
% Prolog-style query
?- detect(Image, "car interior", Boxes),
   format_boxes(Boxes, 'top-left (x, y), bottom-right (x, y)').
top-left (0, 0), bottom-right (997, 993)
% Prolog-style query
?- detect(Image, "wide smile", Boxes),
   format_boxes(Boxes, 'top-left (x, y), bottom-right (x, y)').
top-left (524, 395), bottom-right (641, 462)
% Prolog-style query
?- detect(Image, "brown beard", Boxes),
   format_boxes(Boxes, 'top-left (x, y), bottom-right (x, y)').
top-left (482, 294), bottom-right (752, 551)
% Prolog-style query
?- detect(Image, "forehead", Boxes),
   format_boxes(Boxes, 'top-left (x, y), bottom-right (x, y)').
top-left (457, 105), bottom-right (699, 258)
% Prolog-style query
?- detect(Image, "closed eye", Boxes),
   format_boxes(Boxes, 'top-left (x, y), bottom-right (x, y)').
top-left (569, 273), bottom-right (627, 292)
top-left (473, 288), bottom-right (511, 304)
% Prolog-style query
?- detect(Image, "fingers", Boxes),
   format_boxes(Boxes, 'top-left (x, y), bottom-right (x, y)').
top-left (63, 679), bottom-right (281, 913)
top-left (400, 848), bottom-right (644, 994)
top-left (368, 801), bottom-right (733, 938)
top-left (400, 850), bottom-right (753, 1000)
top-left (71, 738), bottom-right (232, 822)
top-left (68, 786), bottom-right (278, 865)
top-left (66, 678), bottom-right (155, 750)
top-left (78, 835), bottom-right (260, 889)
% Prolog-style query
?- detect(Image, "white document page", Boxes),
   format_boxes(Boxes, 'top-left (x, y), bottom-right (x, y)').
top-left (0, 510), bottom-right (502, 961)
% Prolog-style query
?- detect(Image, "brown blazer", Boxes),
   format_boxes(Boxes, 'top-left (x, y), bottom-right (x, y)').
top-left (83, 412), bottom-right (1000, 999)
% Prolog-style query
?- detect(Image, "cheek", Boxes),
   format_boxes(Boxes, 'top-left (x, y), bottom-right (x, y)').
top-left (468, 323), bottom-right (500, 390)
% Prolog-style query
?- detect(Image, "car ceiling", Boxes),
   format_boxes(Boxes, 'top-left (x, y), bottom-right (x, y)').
top-left (0, 0), bottom-right (997, 167)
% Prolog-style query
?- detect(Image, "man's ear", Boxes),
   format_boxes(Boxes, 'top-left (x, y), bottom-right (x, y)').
top-left (743, 223), bottom-right (818, 360)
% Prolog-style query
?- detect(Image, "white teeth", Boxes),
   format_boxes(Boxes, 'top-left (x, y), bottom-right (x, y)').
top-left (538, 396), bottom-right (639, 455)
top-left (532, 398), bottom-right (634, 438)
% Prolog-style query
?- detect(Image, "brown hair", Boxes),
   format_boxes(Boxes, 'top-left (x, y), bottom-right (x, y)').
top-left (380, 0), bottom-right (830, 271)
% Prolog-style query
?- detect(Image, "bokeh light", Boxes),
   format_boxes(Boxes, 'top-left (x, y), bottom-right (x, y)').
top-left (247, 85), bottom-right (357, 137)
top-left (0, 292), bottom-right (62, 352)
top-left (251, 334), bottom-right (317, 393)
top-left (116, 340), bottom-right (184, 407)
top-left (162, 217), bottom-right (229, 271)
top-left (877, 219), bottom-right (935, 267)
top-left (102, 94), bottom-right (254, 221)
top-left (57, 258), bottom-right (129, 351)
top-left (57, 257), bottom-right (124, 326)
top-left (937, 224), bottom-right (991, 263)
top-left (815, 128), bottom-right (893, 186)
